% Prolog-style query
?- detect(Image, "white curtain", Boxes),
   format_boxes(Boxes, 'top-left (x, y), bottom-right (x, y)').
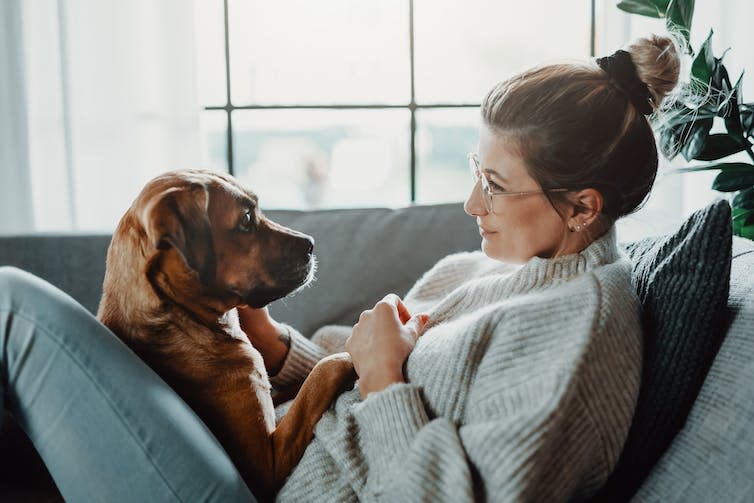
top-left (0, 0), bottom-right (34, 233)
top-left (1, 0), bottom-right (202, 233)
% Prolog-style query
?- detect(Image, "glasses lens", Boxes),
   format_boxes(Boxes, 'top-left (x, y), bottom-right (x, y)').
top-left (485, 189), bottom-right (494, 213)
top-left (478, 176), bottom-right (494, 213)
top-left (469, 155), bottom-right (479, 182)
top-left (469, 155), bottom-right (494, 213)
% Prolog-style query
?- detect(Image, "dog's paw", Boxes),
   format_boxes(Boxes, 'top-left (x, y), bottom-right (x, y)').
top-left (313, 352), bottom-right (357, 389)
top-left (319, 351), bottom-right (352, 365)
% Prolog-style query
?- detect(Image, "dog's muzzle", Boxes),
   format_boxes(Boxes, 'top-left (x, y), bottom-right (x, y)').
top-left (242, 253), bottom-right (316, 308)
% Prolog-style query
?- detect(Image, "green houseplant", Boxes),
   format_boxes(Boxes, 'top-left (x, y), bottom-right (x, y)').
top-left (617, 0), bottom-right (754, 239)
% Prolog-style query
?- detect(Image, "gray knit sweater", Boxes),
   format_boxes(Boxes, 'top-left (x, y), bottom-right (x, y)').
top-left (272, 227), bottom-right (642, 502)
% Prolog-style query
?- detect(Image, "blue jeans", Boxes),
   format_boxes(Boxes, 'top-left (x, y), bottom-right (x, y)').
top-left (0, 267), bottom-right (255, 502)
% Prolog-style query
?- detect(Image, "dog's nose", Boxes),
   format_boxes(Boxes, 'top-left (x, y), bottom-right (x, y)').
top-left (286, 233), bottom-right (314, 256)
top-left (303, 236), bottom-right (314, 255)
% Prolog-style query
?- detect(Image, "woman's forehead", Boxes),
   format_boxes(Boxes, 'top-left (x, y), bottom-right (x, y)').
top-left (478, 129), bottom-right (529, 180)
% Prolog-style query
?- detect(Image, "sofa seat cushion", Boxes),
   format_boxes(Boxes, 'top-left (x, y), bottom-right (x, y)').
top-left (595, 200), bottom-right (733, 501)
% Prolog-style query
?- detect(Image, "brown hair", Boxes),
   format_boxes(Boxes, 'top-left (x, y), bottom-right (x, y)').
top-left (481, 34), bottom-right (681, 225)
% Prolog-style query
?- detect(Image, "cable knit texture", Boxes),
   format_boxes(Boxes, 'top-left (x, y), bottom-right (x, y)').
top-left (271, 227), bottom-right (642, 502)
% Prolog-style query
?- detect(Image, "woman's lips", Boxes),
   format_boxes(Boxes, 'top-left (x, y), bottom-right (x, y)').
top-left (479, 227), bottom-right (498, 237)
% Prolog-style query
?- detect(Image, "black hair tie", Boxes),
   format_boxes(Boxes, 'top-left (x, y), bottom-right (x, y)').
top-left (596, 50), bottom-right (654, 115)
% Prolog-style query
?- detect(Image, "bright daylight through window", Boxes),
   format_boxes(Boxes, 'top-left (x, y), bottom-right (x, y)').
top-left (5, 0), bottom-right (748, 234)
top-left (195, 0), bottom-right (590, 210)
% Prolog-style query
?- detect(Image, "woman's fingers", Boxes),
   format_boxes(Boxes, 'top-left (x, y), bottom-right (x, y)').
top-left (380, 293), bottom-right (412, 324)
top-left (404, 314), bottom-right (430, 341)
top-left (396, 300), bottom-right (412, 324)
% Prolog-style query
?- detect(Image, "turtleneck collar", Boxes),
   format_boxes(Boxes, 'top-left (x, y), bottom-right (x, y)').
top-left (415, 226), bottom-right (622, 326)
top-left (519, 225), bottom-right (620, 287)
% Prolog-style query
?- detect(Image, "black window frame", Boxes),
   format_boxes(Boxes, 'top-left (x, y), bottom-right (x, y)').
top-left (205, 0), bottom-right (597, 203)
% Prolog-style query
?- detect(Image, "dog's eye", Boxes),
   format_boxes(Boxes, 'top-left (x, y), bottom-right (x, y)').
top-left (238, 211), bottom-right (253, 232)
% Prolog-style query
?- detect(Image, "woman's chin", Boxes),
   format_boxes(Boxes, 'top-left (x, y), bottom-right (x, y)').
top-left (481, 239), bottom-right (499, 258)
top-left (481, 240), bottom-right (527, 264)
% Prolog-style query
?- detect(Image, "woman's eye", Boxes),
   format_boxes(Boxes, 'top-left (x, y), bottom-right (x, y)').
top-left (488, 180), bottom-right (505, 192)
top-left (238, 211), bottom-right (253, 232)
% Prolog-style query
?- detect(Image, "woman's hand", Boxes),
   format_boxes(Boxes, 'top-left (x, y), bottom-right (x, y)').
top-left (346, 294), bottom-right (429, 399)
top-left (237, 305), bottom-right (290, 375)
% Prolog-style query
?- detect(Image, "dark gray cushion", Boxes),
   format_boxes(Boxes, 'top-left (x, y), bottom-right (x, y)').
top-left (595, 200), bottom-right (733, 502)
top-left (632, 236), bottom-right (754, 501)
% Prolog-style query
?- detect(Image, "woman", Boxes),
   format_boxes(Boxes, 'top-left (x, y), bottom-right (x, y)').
top-left (0, 34), bottom-right (679, 502)
top-left (242, 34), bottom-right (680, 502)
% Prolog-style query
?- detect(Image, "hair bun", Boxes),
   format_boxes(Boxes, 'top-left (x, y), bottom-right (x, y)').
top-left (625, 34), bottom-right (681, 111)
top-left (597, 50), bottom-right (654, 114)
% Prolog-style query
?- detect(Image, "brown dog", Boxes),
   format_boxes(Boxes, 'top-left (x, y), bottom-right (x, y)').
top-left (97, 169), bottom-right (355, 501)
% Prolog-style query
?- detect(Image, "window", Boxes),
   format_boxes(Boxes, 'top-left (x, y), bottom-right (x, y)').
top-left (7, 0), bottom-right (745, 234)
top-left (194, 0), bottom-right (592, 210)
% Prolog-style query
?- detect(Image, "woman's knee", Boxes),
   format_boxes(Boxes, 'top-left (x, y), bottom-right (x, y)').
top-left (0, 266), bottom-right (38, 307)
top-left (0, 266), bottom-right (81, 320)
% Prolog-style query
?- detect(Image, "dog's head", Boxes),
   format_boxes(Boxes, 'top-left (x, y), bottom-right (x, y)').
top-left (129, 169), bottom-right (315, 314)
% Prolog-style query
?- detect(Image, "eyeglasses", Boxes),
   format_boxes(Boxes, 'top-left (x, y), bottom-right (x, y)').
top-left (468, 153), bottom-right (569, 214)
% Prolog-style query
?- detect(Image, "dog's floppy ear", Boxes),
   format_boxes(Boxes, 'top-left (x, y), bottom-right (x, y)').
top-left (141, 185), bottom-right (216, 285)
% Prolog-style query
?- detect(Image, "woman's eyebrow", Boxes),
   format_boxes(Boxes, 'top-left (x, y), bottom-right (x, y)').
top-left (482, 168), bottom-right (509, 184)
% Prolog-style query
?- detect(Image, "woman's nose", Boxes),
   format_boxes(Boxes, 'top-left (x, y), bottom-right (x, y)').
top-left (464, 182), bottom-right (489, 217)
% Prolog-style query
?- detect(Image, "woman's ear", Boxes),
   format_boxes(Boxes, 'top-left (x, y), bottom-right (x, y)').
top-left (568, 188), bottom-right (604, 227)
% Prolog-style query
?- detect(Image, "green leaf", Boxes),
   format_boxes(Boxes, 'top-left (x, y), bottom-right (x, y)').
top-left (718, 162), bottom-right (754, 173)
top-left (732, 207), bottom-right (751, 222)
top-left (659, 121), bottom-right (692, 159)
top-left (733, 187), bottom-right (754, 210)
top-left (681, 118), bottom-right (713, 161)
top-left (696, 134), bottom-right (748, 161)
top-left (673, 162), bottom-right (754, 173)
top-left (739, 223), bottom-right (754, 240)
top-left (732, 207), bottom-right (749, 218)
top-left (724, 73), bottom-right (745, 141)
top-left (712, 168), bottom-right (754, 191)
top-left (659, 128), bottom-right (678, 159)
top-left (662, 103), bottom-right (716, 128)
top-left (731, 206), bottom-right (754, 234)
top-left (617, 0), bottom-right (670, 18)
top-left (741, 104), bottom-right (754, 137)
top-left (691, 30), bottom-right (715, 85)
top-left (732, 207), bottom-right (748, 235)
top-left (711, 52), bottom-right (731, 94)
top-left (666, 0), bottom-right (695, 45)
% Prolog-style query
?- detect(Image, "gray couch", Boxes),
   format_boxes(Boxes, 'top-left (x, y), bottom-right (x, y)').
top-left (0, 202), bottom-right (752, 501)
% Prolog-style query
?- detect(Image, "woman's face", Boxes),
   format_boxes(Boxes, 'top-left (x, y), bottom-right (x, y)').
top-left (464, 125), bottom-right (568, 263)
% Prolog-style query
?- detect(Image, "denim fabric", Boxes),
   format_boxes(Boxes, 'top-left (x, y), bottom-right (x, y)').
top-left (0, 266), bottom-right (255, 502)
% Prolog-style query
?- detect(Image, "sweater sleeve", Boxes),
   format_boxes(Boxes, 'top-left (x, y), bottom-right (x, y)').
top-left (268, 324), bottom-right (351, 389)
top-left (353, 377), bottom-right (604, 502)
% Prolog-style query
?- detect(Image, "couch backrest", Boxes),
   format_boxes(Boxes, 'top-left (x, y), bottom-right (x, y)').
top-left (0, 234), bottom-right (110, 315)
top-left (261, 204), bottom-right (480, 334)
top-left (0, 204), bottom-right (481, 336)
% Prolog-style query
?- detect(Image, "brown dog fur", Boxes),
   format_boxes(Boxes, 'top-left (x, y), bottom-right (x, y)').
top-left (97, 169), bottom-right (355, 501)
